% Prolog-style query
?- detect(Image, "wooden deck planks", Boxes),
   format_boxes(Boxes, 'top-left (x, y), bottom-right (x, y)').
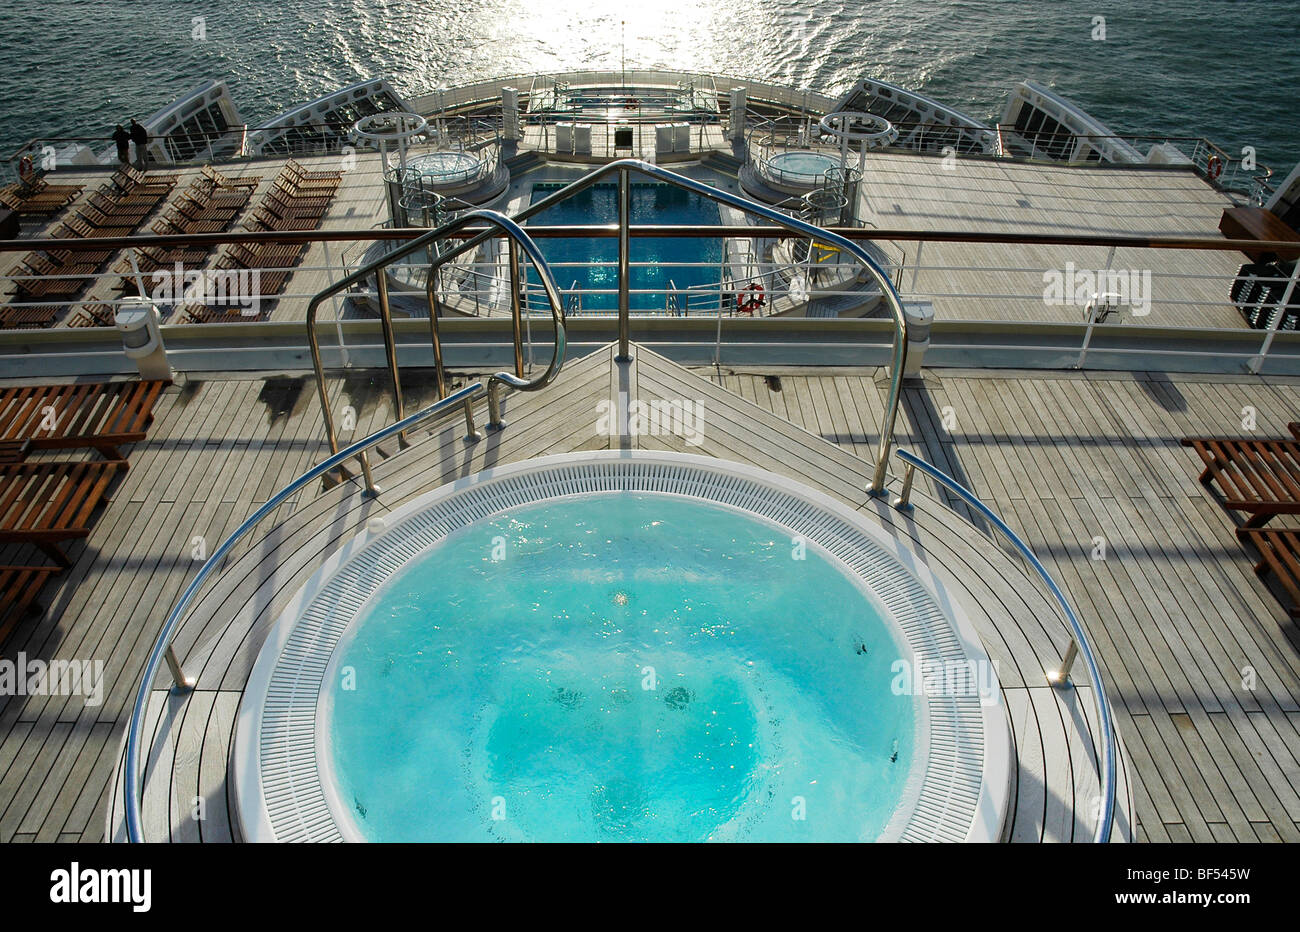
top-left (3, 349), bottom-right (1297, 843)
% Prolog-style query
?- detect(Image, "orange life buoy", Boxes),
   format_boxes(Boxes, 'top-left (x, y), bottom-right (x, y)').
top-left (736, 282), bottom-right (765, 315)
top-left (1207, 154), bottom-right (1224, 181)
top-left (17, 156), bottom-right (34, 181)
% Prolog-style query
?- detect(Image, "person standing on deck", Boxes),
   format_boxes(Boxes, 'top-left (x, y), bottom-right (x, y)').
top-left (111, 124), bottom-right (130, 165)
top-left (129, 119), bottom-right (149, 169)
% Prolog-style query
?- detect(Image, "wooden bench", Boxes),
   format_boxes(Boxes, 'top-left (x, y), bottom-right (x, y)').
top-left (0, 380), bottom-right (165, 460)
top-left (0, 460), bottom-right (127, 567)
top-left (0, 564), bottom-right (61, 647)
top-left (1181, 435), bottom-right (1300, 527)
top-left (1237, 528), bottom-right (1300, 618)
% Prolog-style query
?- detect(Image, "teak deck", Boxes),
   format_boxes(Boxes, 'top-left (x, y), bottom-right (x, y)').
top-left (1, 349), bottom-right (1298, 843)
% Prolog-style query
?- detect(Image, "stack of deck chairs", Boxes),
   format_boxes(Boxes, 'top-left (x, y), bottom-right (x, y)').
top-left (180, 159), bottom-right (340, 324)
top-left (0, 379), bottom-right (165, 647)
top-left (1, 167), bottom-right (176, 329)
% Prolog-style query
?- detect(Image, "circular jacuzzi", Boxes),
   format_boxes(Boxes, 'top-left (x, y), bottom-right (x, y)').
top-left (406, 150), bottom-right (482, 187)
top-left (235, 451), bottom-right (1010, 842)
top-left (763, 151), bottom-right (840, 186)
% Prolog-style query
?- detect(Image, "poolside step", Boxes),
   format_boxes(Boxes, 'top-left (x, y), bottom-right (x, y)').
top-left (701, 150), bottom-right (743, 175)
top-left (505, 151), bottom-right (545, 174)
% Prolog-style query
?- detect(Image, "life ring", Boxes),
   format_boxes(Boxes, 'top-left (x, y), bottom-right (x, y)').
top-left (1207, 155), bottom-right (1224, 181)
top-left (736, 282), bottom-right (765, 315)
top-left (17, 156), bottom-right (34, 181)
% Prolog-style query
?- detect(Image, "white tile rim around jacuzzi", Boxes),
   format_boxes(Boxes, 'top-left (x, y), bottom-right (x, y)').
top-left (233, 450), bottom-right (1013, 843)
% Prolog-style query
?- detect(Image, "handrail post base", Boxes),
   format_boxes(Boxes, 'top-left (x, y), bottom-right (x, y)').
top-left (1047, 638), bottom-right (1079, 689)
top-left (487, 383), bottom-right (506, 430)
top-left (165, 646), bottom-right (195, 693)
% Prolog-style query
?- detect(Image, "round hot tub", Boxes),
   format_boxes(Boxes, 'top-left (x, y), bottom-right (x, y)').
top-left (763, 151), bottom-right (840, 187)
top-left (406, 150), bottom-right (482, 187)
top-left (235, 451), bottom-right (1010, 842)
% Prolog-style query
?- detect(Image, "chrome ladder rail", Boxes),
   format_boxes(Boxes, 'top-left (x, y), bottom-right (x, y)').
top-left (305, 209), bottom-right (567, 494)
top-left (893, 447), bottom-right (1118, 843)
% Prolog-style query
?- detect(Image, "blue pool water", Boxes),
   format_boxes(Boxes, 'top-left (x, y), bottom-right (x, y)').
top-left (527, 182), bottom-right (723, 312)
top-left (327, 492), bottom-right (918, 842)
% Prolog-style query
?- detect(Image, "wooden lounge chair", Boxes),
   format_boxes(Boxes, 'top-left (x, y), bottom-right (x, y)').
top-left (111, 166), bottom-right (177, 196)
top-left (1181, 434), bottom-right (1300, 527)
top-left (284, 158), bottom-right (343, 185)
top-left (67, 302), bottom-right (118, 328)
top-left (264, 187), bottom-right (331, 218)
top-left (243, 206), bottom-right (317, 232)
top-left (0, 564), bottom-right (61, 646)
top-left (179, 302), bottom-right (267, 324)
top-left (201, 165), bottom-right (262, 191)
top-left (0, 305), bottom-right (61, 329)
top-left (0, 380), bottom-right (165, 460)
top-left (74, 204), bottom-right (140, 230)
top-left (1290, 423), bottom-right (1300, 442)
top-left (1237, 528), bottom-right (1300, 618)
top-left (0, 460), bottom-right (127, 567)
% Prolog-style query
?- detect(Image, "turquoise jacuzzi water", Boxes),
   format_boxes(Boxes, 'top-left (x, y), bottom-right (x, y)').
top-left (767, 151), bottom-right (839, 184)
top-left (527, 182), bottom-right (723, 312)
top-left (407, 150), bottom-right (481, 185)
top-left (325, 492), bottom-right (919, 842)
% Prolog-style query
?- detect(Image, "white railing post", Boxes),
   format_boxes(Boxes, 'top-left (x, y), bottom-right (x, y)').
top-left (1248, 261), bottom-right (1300, 374)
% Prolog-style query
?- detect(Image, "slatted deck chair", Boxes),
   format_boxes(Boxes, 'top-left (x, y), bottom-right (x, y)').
top-left (1237, 529), bottom-right (1300, 618)
top-left (179, 301), bottom-right (268, 324)
top-left (283, 158), bottom-right (343, 184)
top-left (10, 254), bottom-right (96, 300)
top-left (0, 380), bottom-right (166, 460)
top-left (243, 205), bottom-right (318, 232)
top-left (174, 193), bottom-right (240, 223)
top-left (67, 302), bottom-right (118, 328)
top-left (195, 184), bottom-right (252, 213)
top-left (74, 204), bottom-right (141, 230)
top-left (0, 181), bottom-right (83, 216)
top-left (267, 179), bottom-right (334, 211)
top-left (215, 245), bottom-right (295, 296)
top-left (60, 215), bottom-right (126, 240)
top-left (0, 564), bottom-right (61, 646)
top-left (86, 190), bottom-right (156, 218)
top-left (0, 305), bottom-right (61, 329)
top-left (1181, 434), bottom-right (1300, 527)
top-left (46, 227), bottom-right (115, 264)
top-left (110, 166), bottom-right (177, 197)
top-left (1290, 423), bottom-right (1300, 441)
top-left (0, 460), bottom-right (127, 567)
top-left (201, 164), bottom-right (262, 191)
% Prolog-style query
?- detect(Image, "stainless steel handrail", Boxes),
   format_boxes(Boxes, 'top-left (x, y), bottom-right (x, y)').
top-left (893, 447), bottom-right (1117, 843)
top-left (123, 382), bottom-right (486, 843)
top-left (416, 159), bottom-right (909, 493)
top-left (305, 209), bottom-right (566, 494)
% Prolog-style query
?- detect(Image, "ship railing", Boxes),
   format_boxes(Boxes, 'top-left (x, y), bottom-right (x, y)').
top-left (522, 110), bottom-right (724, 159)
top-left (120, 208), bottom-right (567, 843)
top-left (5, 217), bottom-right (1300, 369)
top-left (890, 448), bottom-right (1118, 843)
top-left (993, 123), bottom-right (1275, 199)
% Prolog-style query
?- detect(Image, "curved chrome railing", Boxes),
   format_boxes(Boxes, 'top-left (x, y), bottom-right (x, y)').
top-left (305, 209), bottom-right (566, 493)
top-left (123, 382), bottom-right (488, 843)
top-left (893, 447), bottom-right (1117, 843)
top-left (421, 159), bottom-right (909, 494)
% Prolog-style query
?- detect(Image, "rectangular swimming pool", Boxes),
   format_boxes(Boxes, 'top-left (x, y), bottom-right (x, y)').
top-left (527, 182), bottom-right (723, 312)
